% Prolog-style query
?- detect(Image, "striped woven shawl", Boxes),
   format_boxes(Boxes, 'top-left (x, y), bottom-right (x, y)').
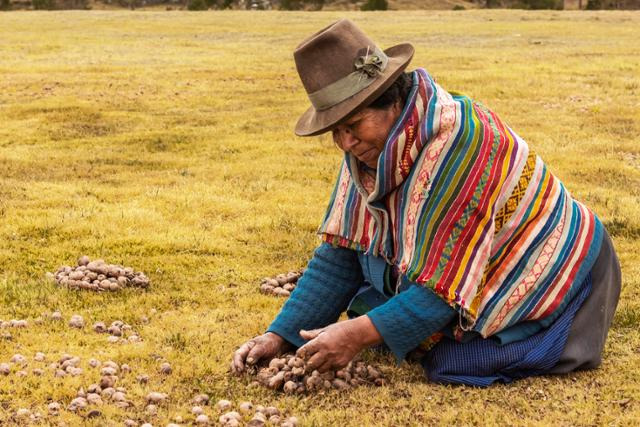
top-left (318, 68), bottom-right (603, 338)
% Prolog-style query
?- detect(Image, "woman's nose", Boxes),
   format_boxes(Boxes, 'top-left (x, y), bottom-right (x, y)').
top-left (338, 129), bottom-right (359, 152)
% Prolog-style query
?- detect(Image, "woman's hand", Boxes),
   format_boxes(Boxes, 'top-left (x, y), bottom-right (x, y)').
top-left (296, 316), bottom-right (383, 373)
top-left (230, 332), bottom-right (292, 375)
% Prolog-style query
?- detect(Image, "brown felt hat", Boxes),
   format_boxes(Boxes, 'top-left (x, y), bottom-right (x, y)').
top-left (294, 19), bottom-right (414, 137)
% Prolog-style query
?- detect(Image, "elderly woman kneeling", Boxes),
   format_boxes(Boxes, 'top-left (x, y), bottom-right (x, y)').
top-left (231, 19), bottom-right (621, 386)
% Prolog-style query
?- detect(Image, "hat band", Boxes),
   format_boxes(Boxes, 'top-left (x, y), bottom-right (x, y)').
top-left (307, 46), bottom-right (389, 112)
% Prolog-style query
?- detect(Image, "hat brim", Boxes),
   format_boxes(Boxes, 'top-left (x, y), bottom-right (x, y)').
top-left (294, 43), bottom-right (415, 137)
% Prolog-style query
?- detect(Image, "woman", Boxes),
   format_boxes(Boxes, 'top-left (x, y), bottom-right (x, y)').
top-left (231, 19), bottom-right (621, 386)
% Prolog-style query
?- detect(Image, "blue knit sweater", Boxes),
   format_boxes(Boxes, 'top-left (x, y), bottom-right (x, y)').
top-left (267, 243), bottom-right (456, 363)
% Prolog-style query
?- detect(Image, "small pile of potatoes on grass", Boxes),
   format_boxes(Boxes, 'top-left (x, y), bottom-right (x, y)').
top-left (216, 399), bottom-right (299, 427)
top-left (9, 355), bottom-right (187, 423)
top-left (247, 353), bottom-right (385, 394)
top-left (259, 270), bottom-right (303, 297)
top-left (60, 311), bottom-right (144, 344)
top-left (49, 255), bottom-right (150, 292)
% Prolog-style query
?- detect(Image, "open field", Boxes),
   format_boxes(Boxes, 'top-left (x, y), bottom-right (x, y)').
top-left (0, 9), bottom-right (639, 426)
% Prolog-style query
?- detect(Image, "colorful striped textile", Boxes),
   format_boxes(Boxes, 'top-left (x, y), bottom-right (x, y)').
top-left (318, 68), bottom-right (603, 338)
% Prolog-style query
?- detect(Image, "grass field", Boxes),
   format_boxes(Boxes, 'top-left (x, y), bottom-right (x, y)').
top-left (0, 9), bottom-right (639, 426)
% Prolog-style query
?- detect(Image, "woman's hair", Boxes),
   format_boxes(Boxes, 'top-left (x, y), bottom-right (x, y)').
top-left (368, 71), bottom-right (413, 110)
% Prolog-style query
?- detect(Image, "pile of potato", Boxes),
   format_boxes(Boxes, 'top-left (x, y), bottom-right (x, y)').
top-left (43, 358), bottom-right (173, 417)
top-left (248, 353), bottom-right (385, 394)
top-left (0, 319), bottom-right (28, 328)
top-left (50, 255), bottom-right (150, 291)
top-left (64, 360), bottom-right (137, 416)
top-left (93, 319), bottom-right (142, 344)
top-left (47, 310), bottom-right (143, 344)
top-left (216, 399), bottom-right (298, 427)
top-left (259, 270), bottom-right (303, 297)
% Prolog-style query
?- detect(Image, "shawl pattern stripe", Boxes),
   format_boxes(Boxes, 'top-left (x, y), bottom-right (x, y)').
top-left (319, 69), bottom-right (603, 338)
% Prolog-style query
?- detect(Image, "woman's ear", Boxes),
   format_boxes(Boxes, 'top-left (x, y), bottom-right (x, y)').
top-left (392, 99), bottom-right (402, 117)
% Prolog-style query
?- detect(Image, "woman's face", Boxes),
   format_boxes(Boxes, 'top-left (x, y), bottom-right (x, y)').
top-left (332, 101), bottom-right (402, 169)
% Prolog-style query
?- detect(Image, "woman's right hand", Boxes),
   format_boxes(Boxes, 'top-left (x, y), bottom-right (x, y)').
top-left (230, 332), bottom-right (291, 375)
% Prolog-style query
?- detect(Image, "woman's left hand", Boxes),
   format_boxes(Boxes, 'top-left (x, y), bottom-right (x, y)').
top-left (296, 316), bottom-right (382, 372)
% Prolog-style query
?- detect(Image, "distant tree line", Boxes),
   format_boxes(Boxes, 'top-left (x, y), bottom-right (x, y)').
top-left (1, 0), bottom-right (637, 10)
top-left (481, 0), bottom-right (638, 8)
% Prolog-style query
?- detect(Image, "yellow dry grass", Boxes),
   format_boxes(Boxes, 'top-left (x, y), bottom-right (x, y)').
top-left (0, 9), bottom-right (639, 426)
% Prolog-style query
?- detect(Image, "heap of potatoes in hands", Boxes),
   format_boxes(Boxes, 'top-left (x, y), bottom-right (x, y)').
top-left (247, 353), bottom-right (385, 394)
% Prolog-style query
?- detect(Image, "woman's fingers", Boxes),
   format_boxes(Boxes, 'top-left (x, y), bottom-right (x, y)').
top-left (296, 335), bottom-right (322, 360)
top-left (299, 328), bottom-right (325, 340)
top-left (315, 359), bottom-right (335, 373)
top-left (231, 341), bottom-right (254, 374)
top-left (305, 350), bottom-right (327, 372)
top-left (247, 344), bottom-right (266, 365)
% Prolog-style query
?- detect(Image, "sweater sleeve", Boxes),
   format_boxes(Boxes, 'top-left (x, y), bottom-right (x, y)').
top-left (266, 242), bottom-right (364, 348)
top-left (366, 283), bottom-right (456, 364)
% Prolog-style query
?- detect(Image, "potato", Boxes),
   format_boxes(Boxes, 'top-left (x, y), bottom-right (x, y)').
top-left (196, 414), bottom-right (210, 424)
top-left (267, 371), bottom-right (285, 389)
top-left (269, 415), bottom-right (281, 425)
top-left (367, 365), bottom-right (381, 379)
top-left (159, 362), bottom-right (172, 374)
top-left (239, 401), bottom-right (254, 414)
top-left (285, 271), bottom-right (300, 283)
top-left (332, 378), bottom-right (349, 390)
top-left (192, 393), bottom-right (210, 405)
top-left (219, 411), bottom-right (242, 423)
top-left (264, 406), bottom-right (280, 417)
top-left (146, 391), bottom-right (168, 404)
top-left (268, 358), bottom-right (286, 370)
top-left (260, 283), bottom-right (274, 294)
top-left (283, 380), bottom-right (297, 394)
top-left (10, 354), bottom-right (26, 364)
top-left (87, 393), bottom-right (102, 405)
top-left (101, 387), bottom-right (115, 399)
top-left (14, 408), bottom-right (30, 418)
top-left (274, 288), bottom-right (290, 297)
top-left (248, 418), bottom-right (266, 427)
top-left (217, 399), bottom-right (232, 411)
top-left (69, 271), bottom-right (85, 280)
top-left (99, 375), bottom-right (115, 389)
top-left (68, 397), bottom-right (87, 412)
top-left (68, 314), bottom-right (84, 328)
top-left (101, 366), bottom-right (117, 376)
top-left (265, 278), bottom-right (279, 287)
top-left (47, 402), bottom-right (61, 414)
top-left (107, 266), bottom-right (120, 277)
